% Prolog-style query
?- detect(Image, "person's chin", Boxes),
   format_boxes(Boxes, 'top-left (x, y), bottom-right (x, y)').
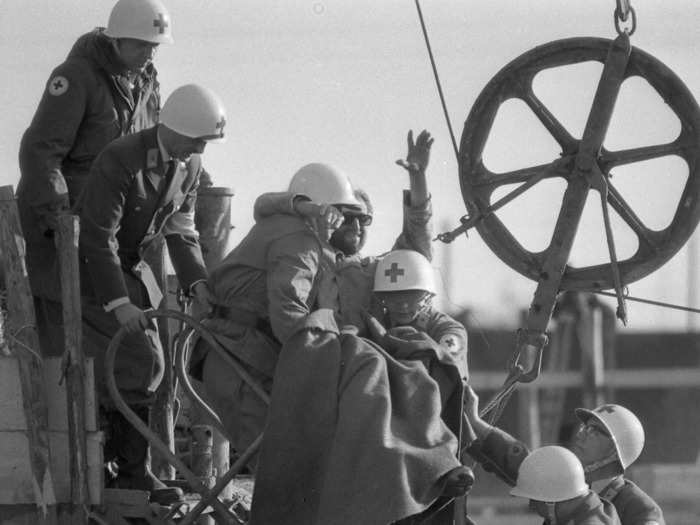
top-left (392, 313), bottom-right (417, 325)
top-left (569, 442), bottom-right (584, 458)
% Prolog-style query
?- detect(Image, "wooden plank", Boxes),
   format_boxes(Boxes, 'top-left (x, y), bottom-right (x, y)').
top-left (55, 216), bottom-right (88, 520)
top-left (44, 359), bottom-right (96, 432)
top-left (0, 357), bottom-right (27, 430)
top-left (0, 185), bottom-right (56, 521)
top-left (470, 368), bottom-right (700, 390)
top-left (2, 357), bottom-right (96, 432)
top-left (0, 431), bottom-right (102, 505)
top-left (628, 464), bottom-right (700, 503)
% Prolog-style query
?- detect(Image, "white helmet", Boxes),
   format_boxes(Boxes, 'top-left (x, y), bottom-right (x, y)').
top-left (288, 163), bottom-right (362, 208)
top-left (510, 446), bottom-right (588, 502)
top-left (575, 404), bottom-right (645, 469)
top-left (160, 84), bottom-right (227, 142)
top-left (104, 0), bottom-right (174, 44)
top-left (374, 250), bottom-right (436, 294)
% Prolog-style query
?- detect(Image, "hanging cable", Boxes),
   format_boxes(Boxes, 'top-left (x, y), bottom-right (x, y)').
top-left (414, 0), bottom-right (460, 162)
top-left (592, 290), bottom-right (700, 315)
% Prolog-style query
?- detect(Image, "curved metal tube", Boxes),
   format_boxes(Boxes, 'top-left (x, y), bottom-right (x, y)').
top-left (106, 309), bottom-right (240, 524)
top-left (173, 327), bottom-right (229, 438)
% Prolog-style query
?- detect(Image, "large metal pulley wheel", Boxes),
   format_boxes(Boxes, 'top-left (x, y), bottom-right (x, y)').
top-left (459, 37), bottom-right (700, 292)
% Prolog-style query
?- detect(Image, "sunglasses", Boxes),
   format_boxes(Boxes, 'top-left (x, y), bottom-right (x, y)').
top-left (341, 212), bottom-right (372, 227)
top-left (577, 422), bottom-right (610, 438)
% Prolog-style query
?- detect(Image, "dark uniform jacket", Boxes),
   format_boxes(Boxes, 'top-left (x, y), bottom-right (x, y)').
top-left (468, 427), bottom-right (656, 525)
top-left (554, 491), bottom-right (622, 525)
top-left (598, 477), bottom-right (664, 525)
top-left (17, 28), bottom-right (160, 299)
top-left (75, 126), bottom-right (207, 307)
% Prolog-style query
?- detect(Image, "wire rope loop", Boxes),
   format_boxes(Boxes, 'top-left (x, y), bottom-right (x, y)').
top-left (614, 5), bottom-right (637, 36)
top-left (616, 0), bottom-right (632, 21)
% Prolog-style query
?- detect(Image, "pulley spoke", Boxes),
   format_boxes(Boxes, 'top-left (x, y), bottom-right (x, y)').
top-left (521, 86), bottom-right (578, 152)
top-left (472, 159), bottom-right (569, 188)
top-left (601, 141), bottom-right (685, 169)
top-left (605, 181), bottom-right (657, 251)
top-left (598, 187), bottom-right (628, 324)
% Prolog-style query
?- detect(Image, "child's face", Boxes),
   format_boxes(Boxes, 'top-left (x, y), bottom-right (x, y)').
top-left (377, 290), bottom-right (432, 326)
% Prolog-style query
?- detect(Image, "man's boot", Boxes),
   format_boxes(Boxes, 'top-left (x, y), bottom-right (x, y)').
top-left (107, 407), bottom-right (184, 506)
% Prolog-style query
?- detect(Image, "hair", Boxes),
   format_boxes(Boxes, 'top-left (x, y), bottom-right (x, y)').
top-left (354, 188), bottom-right (373, 216)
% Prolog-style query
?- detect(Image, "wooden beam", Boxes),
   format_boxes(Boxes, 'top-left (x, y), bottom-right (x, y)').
top-left (470, 367), bottom-right (700, 390)
top-left (55, 215), bottom-right (89, 522)
top-left (0, 185), bottom-right (56, 522)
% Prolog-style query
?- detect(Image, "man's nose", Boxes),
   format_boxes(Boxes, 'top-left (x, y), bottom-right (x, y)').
top-left (347, 217), bottom-right (361, 232)
top-left (144, 44), bottom-right (158, 61)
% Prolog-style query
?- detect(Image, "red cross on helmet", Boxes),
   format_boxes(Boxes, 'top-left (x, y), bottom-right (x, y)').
top-left (160, 84), bottom-right (227, 142)
top-left (104, 0), bottom-right (174, 45)
top-left (373, 250), bottom-right (436, 294)
top-left (574, 404), bottom-right (645, 470)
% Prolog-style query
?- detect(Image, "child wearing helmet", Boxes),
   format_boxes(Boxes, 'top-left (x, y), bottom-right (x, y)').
top-left (367, 249), bottom-right (469, 383)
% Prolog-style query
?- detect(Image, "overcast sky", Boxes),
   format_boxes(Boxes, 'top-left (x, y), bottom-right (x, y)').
top-left (1, 0), bottom-right (699, 332)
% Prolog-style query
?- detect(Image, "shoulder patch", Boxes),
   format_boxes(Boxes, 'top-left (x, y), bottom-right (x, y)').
top-left (48, 76), bottom-right (69, 96)
top-left (146, 149), bottom-right (160, 169)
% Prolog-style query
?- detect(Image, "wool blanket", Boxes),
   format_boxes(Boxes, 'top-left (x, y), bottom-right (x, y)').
top-left (250, 329), bottom-right (464, 525)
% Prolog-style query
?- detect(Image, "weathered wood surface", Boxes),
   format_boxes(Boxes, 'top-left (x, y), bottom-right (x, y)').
top-left (55, 215), bottom-right (89, 519)
top-left (0, 185), bottom-right (56, 522)
top-left (0, 357), bottom-right (102, 505)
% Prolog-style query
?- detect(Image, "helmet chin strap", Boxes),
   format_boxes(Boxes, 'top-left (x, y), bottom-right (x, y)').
top-left (583, 452), bottom-right (618, 474)
top-left (545, 502), bottom-right (557, 525)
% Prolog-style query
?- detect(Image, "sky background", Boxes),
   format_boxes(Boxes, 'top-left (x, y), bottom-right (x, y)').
top-left (1, 0), bottom-right (699, 333)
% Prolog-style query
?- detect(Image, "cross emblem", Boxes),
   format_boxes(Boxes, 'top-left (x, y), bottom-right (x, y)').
top-left (597, 405), bottom-right (616, 414)
top-left (153, 13), bottom-right (169, 34)
top-left (384, 262), bottom-right (404, 283)
top-left (442, 336), bottom-right (456, 348)
top-left (52, 79), bottom-right (64, 90)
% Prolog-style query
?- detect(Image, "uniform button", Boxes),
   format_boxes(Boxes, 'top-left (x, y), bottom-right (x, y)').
top-left (135, 206), bottom-right (141, 211)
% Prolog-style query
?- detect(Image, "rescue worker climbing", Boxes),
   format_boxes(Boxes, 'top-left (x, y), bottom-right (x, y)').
top-left (510, 446), bottom-right (621, 524)
top-left (75, 84), bottom-right (224, 504)
top-left (16, 0), bottom-right (173, 350)
top-left (463, 387), bottom-right (664, 525)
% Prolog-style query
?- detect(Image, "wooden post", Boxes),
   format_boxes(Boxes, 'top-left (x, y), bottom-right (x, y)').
top-left (581, 299), bottom-right (605, 408)
top-left (55, 215), bottom-right (88, 524)
top-left (0, 186), bottom-right (57, 523)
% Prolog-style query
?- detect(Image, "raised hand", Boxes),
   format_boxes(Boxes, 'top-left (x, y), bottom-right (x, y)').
top-left (395, 129), bottom-right (434, 173)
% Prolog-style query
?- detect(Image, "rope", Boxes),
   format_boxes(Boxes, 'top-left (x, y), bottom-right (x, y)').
top-left (414, 0), bottom-right (460, 162)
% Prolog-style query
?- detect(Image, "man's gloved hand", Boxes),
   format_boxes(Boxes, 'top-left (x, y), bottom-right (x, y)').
top-left (36, 200), bottom-right (70, 237)
top-left (114, 302), bottom-right (149, 335)
top-left (294, 200), bottom-right (344, 241)
top-left (191, 281), bottom-right (214, 319)
top-left (362, 312), bottom-right (438, 360)
top-left (395, 129), bottom-right (434, 173)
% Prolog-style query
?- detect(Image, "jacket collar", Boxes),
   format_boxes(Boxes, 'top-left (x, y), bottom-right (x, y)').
top-left (555, 490), bottom-right (600, 524)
